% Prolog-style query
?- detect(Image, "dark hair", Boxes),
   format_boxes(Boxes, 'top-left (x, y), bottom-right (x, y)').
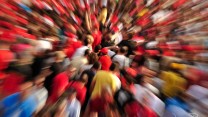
top-left (92, 61), bottom-right (101, 70)
top-left (84, 49), bottom-right (90, 56)
top-left (110, 62), bottom-right (119, 71)
top-left (120, 46), bottom-right (127, 54)
top-left (134, 74), bottom-right (144, 85)
top-left (84, 38), bottom-right (90, 46)
top-left (94, 45), bottom-right (102, 53)
top-left (88, 52), bottom-right (98, 64)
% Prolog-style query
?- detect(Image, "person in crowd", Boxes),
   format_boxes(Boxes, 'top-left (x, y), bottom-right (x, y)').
top-left (111, 46), bottom-right (130, 69)
top-left (160, 62), bottom-right (187, 100)
top-left (71, 38), bottom-right (92, 60)
top-left (44, 51), bottom-right (65, 95)
top-left (70, 49), bottom-right (90, 77)
top-left (66, 73), bottom-right (88, 105)
top-left (47, 65), bottom-right (77, 104)
top-left (82, 62), bottom-right (102, 111)
top-left (98, 47), bottom-right (112, 71)
top-left (64, 88), bottom-right (81, 117)
top-left (0, 81), bottom-right (37, 117)
top-left (79, 52), bottom-right (99, 74)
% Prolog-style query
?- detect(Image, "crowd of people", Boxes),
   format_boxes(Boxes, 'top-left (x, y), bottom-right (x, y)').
top-left (0, 0), bottom-right (208, 117)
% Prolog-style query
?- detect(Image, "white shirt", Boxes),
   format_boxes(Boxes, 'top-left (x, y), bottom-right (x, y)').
top-left (71, 46), bottom-right (89, 60)
top-left (66, 98), bottom-right (81, 117)
top-left (134, 84), bottom-right (165, 116)
top-left (112, 54), bottom-right (130, 69)
top-left (113, 74), bottom-right (121, 90)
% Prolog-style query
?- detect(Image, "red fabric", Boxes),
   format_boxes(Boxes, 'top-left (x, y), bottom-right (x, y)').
top-left (163, 50), bottom-right (175, 57)
top-left (135, 46), bottom-right (145, 55)
top-left (143, 106), bottom-right (157, 117)
top-left (48, 72), bottom-right (69, 103)
top-left (145, 50), bottom-right (159, 56)
top-left (125, 101), bottom-right (143, 117)
top-left (1, 72), bottom-right (24, 97)
top-left (89, 97), bottom-right (108, 112)
top-left (125, 68), bottom-right (137, 78)
top-left (125, 101), bottom-right (157, 117)
top-left (99, 55), bottom-right (112, 71)
top-left (92, 31), bottom-right (102, 49)
top-left (111, 14), bottom-right (118, 24)
top-left (182, 45), bottom-right (203, 51)
top-left (0, 50), bottom-right (14, 71)
top-left (100, 48), bottom-right (108, 55)
top-left (62, 0), bottom-right (75, 11)
top-left (67, 81), bottom-right (87, 105)
top-left (0, 30), bottom-right (16, 42)
top-left (173, 0), bottom-right (187, 9)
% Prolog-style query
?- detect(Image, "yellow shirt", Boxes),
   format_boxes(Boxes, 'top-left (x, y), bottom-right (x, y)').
top-left (161, 71), bottom-right (187, 97)
top-left (98, 8), bottom-right (108, 25)
top-left (91, 70), bottom-right (117, 99)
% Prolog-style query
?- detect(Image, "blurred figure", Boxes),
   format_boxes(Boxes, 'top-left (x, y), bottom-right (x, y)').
top-left (44, 51), bottom-right (66, 95)
top-left (47, 65), bottom-right (76, 104)
top-left (0, 81), bottom-right (37, 117)
top-left (160, 62), bottom-right (187, 100)
top-left (111, 46), bottom-right (130, 69)
top-left (65, 88), bottom-right (81, 117)
top-left (66, 73), bottom-right (88, 105)
top-left (98, 47), bottom-right (112, 71)
top-left (82, 62), bottom-right (102, 111)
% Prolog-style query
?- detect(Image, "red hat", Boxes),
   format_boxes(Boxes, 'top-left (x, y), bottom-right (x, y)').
top-left (100, 48), bottom-right (108, 55)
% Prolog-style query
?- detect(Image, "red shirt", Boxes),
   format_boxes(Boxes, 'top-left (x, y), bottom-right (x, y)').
top-left (99, 55), bottom-right (112, 71)
top-left (92, 31), bottom-right (102, 49)
top-left (48, 72), bottom-right (69, 103)
top-left (0, 50), bottom-right (14, 71)
top-left (67, 81), bottom-right (87, 105)
top-left (1, 72), bottom-right (24, 97)
top-left (89, 97), bottom-right (108, 112)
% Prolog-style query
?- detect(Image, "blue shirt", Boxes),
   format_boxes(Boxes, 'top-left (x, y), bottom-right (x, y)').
top-left (0, 93), bottom-right (37, 117)
top-left (165, 97), bottom-right (190, 112)
top-left (66, 98), bottom-right (81, 117)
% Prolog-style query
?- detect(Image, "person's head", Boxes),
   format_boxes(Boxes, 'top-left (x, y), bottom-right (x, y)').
top-left (119, 46), bottom-right (128, 55)
top-left (55, 51), bottom-right (66, 62)
top-left (65, 88), bottom-right (77, 102)
top-left (100, 47), bottom-right (108, 55)
top-left (94, 45), bottom-right (102, 53)
top-left (131, 55), bottom-right (145, 68)
top-left (79, 73), bottom-right (88, 85)
top-left (83, 38), bottom-right (90, 46)
top-left (88, 52), bottom-right (98, 64)
top-left (91, 61), bottom-right (102, 71)
top-left (84, 49), bottom-right (90, 57)
top-left (65, 65), bottom-right (77, 78)
top-left (110, 62), bottom-right (119, 73)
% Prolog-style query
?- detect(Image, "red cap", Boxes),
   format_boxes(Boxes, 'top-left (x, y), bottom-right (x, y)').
top-left (100, 48), bottom-right (108, 55)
